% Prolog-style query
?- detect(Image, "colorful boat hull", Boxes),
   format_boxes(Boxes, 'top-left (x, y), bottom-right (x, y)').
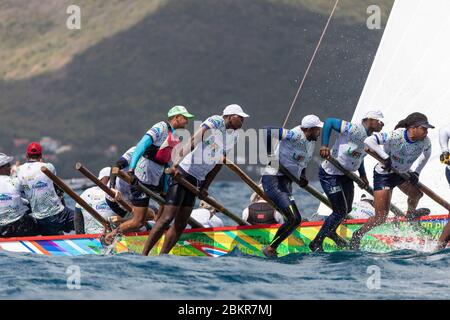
top-left (0, 215), bottom-right (448, 257)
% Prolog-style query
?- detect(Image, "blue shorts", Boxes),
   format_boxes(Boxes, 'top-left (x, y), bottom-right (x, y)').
top-left (373, 170), bottom-right (405, 191)
top-left (446, 167), bottom-right (450, 186)
top-left (37, 207), bottom-right (75, 236)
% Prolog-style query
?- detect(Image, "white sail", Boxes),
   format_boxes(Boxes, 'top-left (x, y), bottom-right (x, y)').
top-left (318, 0), bottom-right (450, 216)
top-left (353, 0), bottom-right (450, 215)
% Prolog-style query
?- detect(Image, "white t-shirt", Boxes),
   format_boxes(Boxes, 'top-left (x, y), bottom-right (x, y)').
top-left (348, 201), bottom-right (375, 219)
top-left (264, 126), bottom-right (315, 177)
top-left (439, 125), bottom-right (450, 169)
top-left (0, 176), bottom-right (28, 226)
top-left (321, 121), bottom-right (369, 175)
top-left (372, 129), bottom-right (432, 174)
top-left (179, 115), bottom-right (238, 181)
top-left (135, 121), bottom-right (171, 186)
top-left (16, 161), bottom-right (64, 219)
top-left (189, 208), bottom-right (224, 228)
top-left (108, 146), bottom-right (135, 202)
top-left (76, 186), bottom-right (116, 234)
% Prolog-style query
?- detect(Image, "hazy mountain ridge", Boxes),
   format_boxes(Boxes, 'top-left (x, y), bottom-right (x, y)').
top-left (0, 0), bottom-right (393, 177)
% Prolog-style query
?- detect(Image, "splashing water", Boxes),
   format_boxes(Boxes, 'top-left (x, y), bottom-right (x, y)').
top-left (1, 181), bottom-right (448, 300)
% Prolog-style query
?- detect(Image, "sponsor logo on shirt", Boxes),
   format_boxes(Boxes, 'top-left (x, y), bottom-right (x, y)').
top-left (91, 194), bottom-right (103, 201)
top-left (0, 194), bottom-right (13, 201)
top-left (205, 139), bottom-right (221, 155)
top-left (33, 181), bottom-right (48, 189)
top-left (329, 186), bottom-right (342, 194)
top-left (96, 202), bottom-right (110, 211)
top-left (208, 118), bottom-right (223, 128)
top-left (286, 130), bottom-right (294, 140)
top-left (204, 136), bottom-right (215, 145)
top-left (23, 175), bottom-right (35, 182)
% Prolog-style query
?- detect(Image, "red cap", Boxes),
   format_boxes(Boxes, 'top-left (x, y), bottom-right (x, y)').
top-left (26, 142), bottom-right (42, 155)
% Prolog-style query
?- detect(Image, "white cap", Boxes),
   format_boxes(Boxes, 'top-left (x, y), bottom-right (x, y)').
top-left (222, 104), bottom-right (250, 118)
top-left (300, 115), bottom-right (323, 128)
top-left (98, 167), bottom-right (111, 180)
top-left (363, 110), bottom-right (384, 120)
top-left (0, 153), bottom-right (13, 167)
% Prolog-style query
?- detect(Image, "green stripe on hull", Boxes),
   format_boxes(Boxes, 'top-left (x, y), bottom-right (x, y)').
top-left (112, 216), bottom-right (448, 257)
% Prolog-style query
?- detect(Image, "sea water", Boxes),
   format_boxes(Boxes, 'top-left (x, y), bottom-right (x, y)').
top-left (0, 181), bottom-right (449, 300)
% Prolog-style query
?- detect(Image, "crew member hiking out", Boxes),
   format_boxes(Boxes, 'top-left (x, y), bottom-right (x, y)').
top-left (261, 114), bottom-right (323, 258)
top-left (142, 104), bottom-right (249, 255)
top-left (104, 106), bottom-right (194, 243)
top-left (350, 112), bottom-right (434, 250)
top-left (309, 111), bottom-right (384, 252)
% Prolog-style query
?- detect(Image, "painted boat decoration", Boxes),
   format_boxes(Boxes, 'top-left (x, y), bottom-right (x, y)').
top-left (0, 214), bottom-right (447, 257)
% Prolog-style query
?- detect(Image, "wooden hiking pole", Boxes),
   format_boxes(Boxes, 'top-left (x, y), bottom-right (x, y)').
top-left (112, 167), bottom-right (165, 205)
top-left (75, 163), bottom-right (132, 213)
top-left (326, 156), bottom-right (405, 218)
top-left (277, 163), bottom-right (333, 209)
top-left (365, 148), bottom-right (450, 212)
top-left (170, 171), bottom-right (250, 226)
top-left (41, 166), bottom-right (111, 231)
top-left (223, 157), bottom-right (284, 214)
top-left (112, 168), bottom-right (203, 229)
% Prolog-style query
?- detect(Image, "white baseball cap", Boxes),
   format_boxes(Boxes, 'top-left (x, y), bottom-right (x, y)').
top-left (0, 153), bottom-right (13, 167)
top-left (222, 104), bottom-right (250, 118)
top-left (98, 167), bottom-right (111, 180)
top-left (300, 115), bottom-right (324, 128)
top-left (363, 110), bottom-right (384, 120)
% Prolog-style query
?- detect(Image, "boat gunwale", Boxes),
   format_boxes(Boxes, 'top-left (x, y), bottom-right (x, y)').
top-left (0, 214), bottom-right (448, 243)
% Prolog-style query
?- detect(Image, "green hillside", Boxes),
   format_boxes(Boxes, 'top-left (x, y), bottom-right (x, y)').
top-left (0, 0), bottom-right (394, 177)
top-left (0, 0), bottom-right (392, 80)
top-left (0, 0), bottom-right (168, 79)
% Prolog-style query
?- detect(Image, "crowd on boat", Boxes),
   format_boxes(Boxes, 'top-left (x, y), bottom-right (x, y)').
top-left (1, 104), bottom-right (449, 255)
